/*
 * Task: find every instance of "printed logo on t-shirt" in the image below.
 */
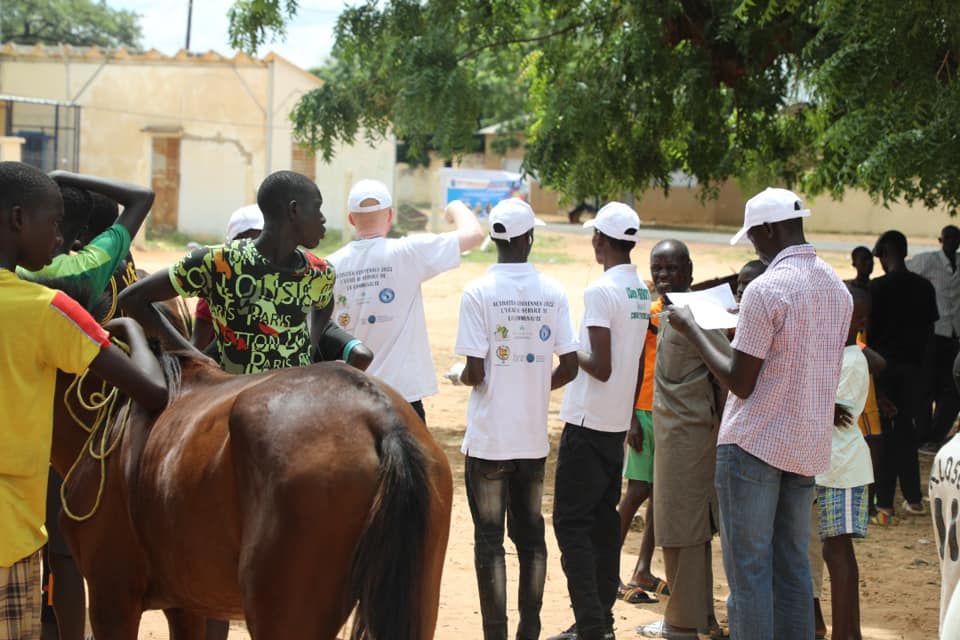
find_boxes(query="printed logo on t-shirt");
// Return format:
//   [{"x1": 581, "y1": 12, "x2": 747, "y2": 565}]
[
  {"x1": 337, "y1": 294, "x2": 347, "y2": 306},
  {"x1": 932, "y1": 452, "x2": 960, "y2": 561},
  {"x1": 379, "y1": 288, "x2": 395, "y2": 303},
  {"x1": 338, "y1": 312, "x2": 351, "y2": 327},
  {"x1": 496, "y1": 345, "x2": 510, "y2": 362},
  {"x1": 539, "y1": 324, "x2": 551, "y2": 341},
  {"x1": 526, "y1": 352, "x2": 535, "y2": 363},
  {"x1": 495, "y1": 325, "x2": 509, "y2": 340}
]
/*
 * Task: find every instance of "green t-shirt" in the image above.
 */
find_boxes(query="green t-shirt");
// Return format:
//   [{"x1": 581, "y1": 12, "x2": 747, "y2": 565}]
[
  {"x1": 17, "y1": 224, "x2": 132, "y2": 309},
  {"x1": 169, "y1": 240, "x2": 336, "y2": 375}
]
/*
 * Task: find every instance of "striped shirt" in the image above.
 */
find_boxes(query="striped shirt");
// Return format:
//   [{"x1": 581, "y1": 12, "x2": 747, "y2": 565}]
[
  {"x1": 907, "y1": 250, "x2": 960, "y2": 338},
  {"x1": 719, "y1": 244, "x2": 852, "y2": 476}
]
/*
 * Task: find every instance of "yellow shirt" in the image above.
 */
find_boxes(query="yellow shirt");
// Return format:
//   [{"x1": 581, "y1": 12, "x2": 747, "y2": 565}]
[{"x1": 0, "y1": 270, "x2": 109, "y2": 567}]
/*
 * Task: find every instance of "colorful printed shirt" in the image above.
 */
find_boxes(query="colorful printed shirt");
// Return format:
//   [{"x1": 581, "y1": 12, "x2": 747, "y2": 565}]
[
  {"x1": 0, "y1": 270, "x2": 111, "y2": 566},
  {"x1": 17, "y1": 224, "x2": 132, "y2": 311},
  {"x1": 168, "y1": 240, "x2": 335, "y2": 374}
]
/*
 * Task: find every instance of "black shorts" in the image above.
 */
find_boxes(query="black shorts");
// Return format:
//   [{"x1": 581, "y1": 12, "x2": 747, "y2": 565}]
[{"x1": 314, "y1": 321, "x2": 361, "y2": 363}]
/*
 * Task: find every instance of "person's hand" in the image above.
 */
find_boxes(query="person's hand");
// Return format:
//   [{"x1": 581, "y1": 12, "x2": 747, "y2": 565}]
[
  {"x1": 834, "y1": 404, "x2": 854, "y2": 428},
  {"x1": 445, "y1": 200, "x2": 466, "y2": 224},
  {"x1": 103, "y1": 316, "x2": 145, "y2": 344},
  {"x1": 445, "y1": 362, "x2": 465, "y2": 386},
  {"x1": 664, "y1": 304, "x2": 696, "y2": 336},
  {"x1": 878, "y1": 395, "x2": 898, "y2": 419},
  {"x1": 627, "y1": 414, "x2": 644, "y2": 453}
]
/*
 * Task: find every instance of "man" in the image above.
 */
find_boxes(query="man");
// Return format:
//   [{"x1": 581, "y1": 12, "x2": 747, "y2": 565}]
[
  {"x1": 869, "y1": 230, "x2": 938, "y2": 517},
  {"x1": 328, "y1": 180, "x2": 483, "y2": 421},
  {"x1": 907, "y1": 225, "x2": 960, "y2": 455},
  {"x1": 637, "y1": 240, "x2": 730, "y2": 640},
  {"x1": 455, "y1": 198, "x2": 579, "y2": 640},
  {"x1": 548, "y1": 202, "x2": 649, "y2": 640},
  {"x1": 849, "y1": 246, "x2": 874, "y2": 291},
  {"x1": 931, "y1": 352, "x2": 960, "y2": 637},
  {"x1": 663, "y1": 187, "x2": 851, "y2": 640}
]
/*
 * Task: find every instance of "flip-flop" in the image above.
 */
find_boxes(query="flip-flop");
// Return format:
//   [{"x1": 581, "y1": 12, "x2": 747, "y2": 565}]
[
  {"x1": 636, "y1": 620, "x2": 698, "y2": 638},
  {"x1": 620, "y1": 585, "x2": 659, "y2": 604},
  {"x1": 636, "y1": 576, "x2": 671, "y2": 597}
]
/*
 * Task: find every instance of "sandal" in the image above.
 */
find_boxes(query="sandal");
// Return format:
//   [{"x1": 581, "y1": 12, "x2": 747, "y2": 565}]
[
  {"x1": 619, "y1": 583, "x2": 659, "y2": 604},
  {"x1": 636, "y1": 575, "x2": 671, "y2": 597},
  {"x1": 871, "y1": 508, "x2": 894, "y2": 527}
]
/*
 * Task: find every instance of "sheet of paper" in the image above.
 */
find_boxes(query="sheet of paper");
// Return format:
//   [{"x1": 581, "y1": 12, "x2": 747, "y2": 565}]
[{"x1": 665, "y1": 284, "x2": 739, "y2": 330}]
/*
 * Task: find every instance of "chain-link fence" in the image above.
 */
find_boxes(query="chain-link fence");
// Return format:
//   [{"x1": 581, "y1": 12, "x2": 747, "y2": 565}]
[{"x1": 0, "y1": 95, "x2": 80, "y2": 171}]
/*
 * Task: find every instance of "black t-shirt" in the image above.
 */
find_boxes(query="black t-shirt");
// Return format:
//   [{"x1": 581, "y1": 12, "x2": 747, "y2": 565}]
[{"x1": 867, "y1": 270, "x2": 939, "y2": 365}]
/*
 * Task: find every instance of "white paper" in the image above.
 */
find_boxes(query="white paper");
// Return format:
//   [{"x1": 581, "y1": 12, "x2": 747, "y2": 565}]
[{"x1": 665, "y1": 284, "x2": 739, "y2": 330}]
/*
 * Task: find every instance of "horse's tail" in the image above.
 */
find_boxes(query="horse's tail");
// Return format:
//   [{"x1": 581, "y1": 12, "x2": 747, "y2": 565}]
[{"x1": 349, "y1": 414, "x2": 430, "y2": 640}]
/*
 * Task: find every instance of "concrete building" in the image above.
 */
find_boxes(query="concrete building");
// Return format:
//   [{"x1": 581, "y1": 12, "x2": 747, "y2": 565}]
[{"x1": 0, "y1": 43, "x2": 395, "y2": 238}]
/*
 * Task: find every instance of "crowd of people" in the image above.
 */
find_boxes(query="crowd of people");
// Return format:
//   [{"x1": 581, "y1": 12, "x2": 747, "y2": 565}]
[{"x1": 1, "y1": 158, "x2": 958, "y2": 640}]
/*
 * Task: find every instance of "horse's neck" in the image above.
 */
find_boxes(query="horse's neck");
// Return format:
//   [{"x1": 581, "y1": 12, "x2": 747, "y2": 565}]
[{"x1": 51, "y1": 371, "x2": 104, "y2": 478}]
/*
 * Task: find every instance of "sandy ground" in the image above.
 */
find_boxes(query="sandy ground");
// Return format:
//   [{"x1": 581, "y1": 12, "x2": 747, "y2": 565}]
[{"x1": 127, "y1": 228, "x2": 942, "y2": 639}]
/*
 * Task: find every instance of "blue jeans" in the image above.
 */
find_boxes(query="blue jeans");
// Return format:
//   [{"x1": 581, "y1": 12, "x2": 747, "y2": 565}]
[
  {"x1": 465, "y1": 456, "x2": 547, "y2": 640},
  {"x1": 715, "y1": 444, "x2": 815, "y2": 640}
]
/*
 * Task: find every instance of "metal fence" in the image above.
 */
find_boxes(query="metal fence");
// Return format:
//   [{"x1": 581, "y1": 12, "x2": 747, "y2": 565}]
[{"x1": 0, "y1": 95, "x2": 80, "y2": 172}]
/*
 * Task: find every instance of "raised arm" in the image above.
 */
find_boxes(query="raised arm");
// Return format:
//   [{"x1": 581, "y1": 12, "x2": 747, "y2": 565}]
[
  {"x1": 118, "y1": 270, "x2": 198, "y2": 354},
  {"x1": 445, "y1": 200, "x2": 484, "y2": 253},
  {"x1": 49, "y1": 171, "x2": 155, "y2": 240}
]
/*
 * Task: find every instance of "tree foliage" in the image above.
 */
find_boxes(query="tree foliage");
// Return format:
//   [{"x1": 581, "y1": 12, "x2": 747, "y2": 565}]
[
  {"x1": 2, "y1": 0, "x2": 143, "y2": 49},
  {"x1": 229, "y1": 0, "x2": 960, "y2": 213}
]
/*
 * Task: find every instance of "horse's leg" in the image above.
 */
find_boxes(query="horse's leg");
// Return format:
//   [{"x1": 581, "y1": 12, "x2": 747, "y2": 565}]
[
  {"x1": 87, "y1": 591, "x2": 141, "y2": 640},
  {"x1": 164, "y1": 608, "x2": 209, "y2": 640}
]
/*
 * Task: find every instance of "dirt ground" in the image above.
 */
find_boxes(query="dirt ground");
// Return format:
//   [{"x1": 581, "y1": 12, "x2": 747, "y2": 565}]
[{"x1": 128, "y1": 227, "x2": 943, "y2": 639}]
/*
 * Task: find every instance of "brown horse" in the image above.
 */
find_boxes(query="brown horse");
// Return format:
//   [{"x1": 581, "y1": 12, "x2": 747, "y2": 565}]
[{"x1": 50, "y1": 351, "x2": 453, "y2": 639}]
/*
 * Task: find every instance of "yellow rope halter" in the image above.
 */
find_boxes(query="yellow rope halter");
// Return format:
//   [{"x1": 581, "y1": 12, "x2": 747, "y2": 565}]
[{"x1": 60, "y1": 340, "x2": 134, "y2": 522}]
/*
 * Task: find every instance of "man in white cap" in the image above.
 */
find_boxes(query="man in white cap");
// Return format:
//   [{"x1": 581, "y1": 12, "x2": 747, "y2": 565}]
[
  {"x1": 327, "y1": 179, "x2": 483, "y2": 421},
  {"x1": 661, "y1": 188, "x2": 852, "y2": 640},
  {"x1": 548, "y1": 202, "x2": 650, "y2": 640},
  {"x1": 455, "y1": 197, "x2": 579, "y2": 640}
]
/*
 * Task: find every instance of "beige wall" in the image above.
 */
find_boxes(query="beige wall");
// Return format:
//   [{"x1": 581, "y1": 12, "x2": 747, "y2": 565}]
[{"x1": 0, "y1": 51, "x2": 396, "y2": 235}]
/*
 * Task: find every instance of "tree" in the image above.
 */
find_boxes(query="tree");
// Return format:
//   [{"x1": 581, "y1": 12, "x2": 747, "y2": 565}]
[
  {"x1": 2, "y1": 0, "x2": 143, "y2": 49},
  {"x1": 229, "y1": 0, "x2": 960, "y2": 213}
]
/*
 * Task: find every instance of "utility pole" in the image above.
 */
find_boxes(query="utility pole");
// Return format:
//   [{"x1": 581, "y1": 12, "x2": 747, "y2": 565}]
[{"x1": 185, "y1": 0, "x2": 194, "y2": 51}]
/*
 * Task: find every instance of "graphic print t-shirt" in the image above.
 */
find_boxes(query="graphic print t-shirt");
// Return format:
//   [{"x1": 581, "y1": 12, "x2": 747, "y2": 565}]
[
  {"x1": 456, "y1": 263, "x2": 578, "y2": 460},
  {"x1": 169, "y1": 240, "x2": 335, "y2": 374}
]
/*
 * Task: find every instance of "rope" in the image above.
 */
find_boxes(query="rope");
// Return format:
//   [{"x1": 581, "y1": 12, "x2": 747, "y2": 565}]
[{"x1": 60, "y1": 339, "x2": 134, "y2": 522}]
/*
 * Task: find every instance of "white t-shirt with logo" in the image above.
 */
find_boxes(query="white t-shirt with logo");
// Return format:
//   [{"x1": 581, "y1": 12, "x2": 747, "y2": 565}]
[
  {"x1": 931, "y1": 433, "x2": 960, "y2": 636},
  {"x1": 560, "y1": 264, "x2": 650, "y2": 433},
  {"x1": 328, "y1": 233, "x2": 461, "y2": 402},
  {"x1": 816, "y1": 345, "x2": 874, "y2": 488},
  {"x1": 456, "y1": 263, "x2": 578, "y2": 460}
]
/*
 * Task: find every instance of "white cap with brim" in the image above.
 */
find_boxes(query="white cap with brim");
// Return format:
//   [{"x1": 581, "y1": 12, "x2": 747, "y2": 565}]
[
  {"x1": 583, "y1": 202, "x2": 641, "y2": 241},
  {"x1": 348, "y1": 179, "x2": 393, "y2": 213},
  {"x1": 225, "y1": 204, "x2": 264, "y2": 242},
  {"x1": 489, "y1": 198, "x2": 545, "y2": 240},
  {"x1": 730, "y1": 187, "x2": 811, "y2": 246}
]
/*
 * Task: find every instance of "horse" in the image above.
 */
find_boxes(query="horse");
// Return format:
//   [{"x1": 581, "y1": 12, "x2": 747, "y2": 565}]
[{"x1": 49, "y1": 344, "x2": 453, "y2": 639}]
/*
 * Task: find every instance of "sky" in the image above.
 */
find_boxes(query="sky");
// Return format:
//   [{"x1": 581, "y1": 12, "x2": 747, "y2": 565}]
[{"x1": 109, "y1": 0, "x2": 357, "y2": 70}]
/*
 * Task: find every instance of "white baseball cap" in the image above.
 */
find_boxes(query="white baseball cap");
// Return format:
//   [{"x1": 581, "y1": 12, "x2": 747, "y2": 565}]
[
  {"x1": 489, "y1": 198, "x2": 545, "y2": 240},
  {"x1": 348, "y1": 179, "x2": 393, "y2": 213},
  {"x1": 225, "y1": 204, "x2": 264, "y2": 242},
  {"x1": 583, "y1": 202, "x2": 641, "y2": 241},
  {"x1": 730, "y1": 187, "x2": 811, "y2": 246}
]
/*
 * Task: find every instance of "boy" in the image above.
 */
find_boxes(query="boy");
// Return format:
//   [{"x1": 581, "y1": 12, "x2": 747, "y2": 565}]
[
  {"x1": 735, "y1": 259, "x2": 766, "y2": 303},
  {"x1": 811, "y1": 286, "x2": 874, "y2": 640},
  {"x1": 848, "y1": 246, "x2": 873, "y2": 291},
  {"x1": 455, "y1": 198, "x2": 578, "y2": 640},
  {"x1": 549, "y1": 202, "x2": 649, "y2": 640},
  {"x1": 192, "y1": 204, "x2": 372, "y2": 370},
  {"x1": 0, "y1": 161, "x2": 167, "y2": 638},
  {"x1": 328, "y1": 180, "x2": 483, "y2": 421},
  {"x1": 16, "y1": 171, "x2": 154, "y2": 640},
  {"x1": 120, "y1": 171, "x2": 335, "y2": 374}
]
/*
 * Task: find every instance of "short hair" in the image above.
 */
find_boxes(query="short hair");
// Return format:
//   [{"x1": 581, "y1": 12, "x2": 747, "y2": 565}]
[
  {"x1": 87, "y1": 192, "x2": 120, "y2": 236},
  {"x1": 58, "y1": 185, "x2": 93, "y2": 241},
  {"x1": 0, "y1": 161, "x2": 59, "y2": 213},
  {"x1": 740, "y1": 259, "x2": 766, "y2": 276},
  {"x1": 652, "y1": 239, "x2": 690, "y2": 261},
  {"x1": 851, "y1": 245, "x2": 872, "y2": 261},
  {"x1": 256, "y1": 170, "x2": 319, "y2": 220},
  {"x1": 875, "y1": 230, "x2": 907, "y2": 259},
  {"x1": 599, "y1": 231, "x2": 636, "y2": 254}
]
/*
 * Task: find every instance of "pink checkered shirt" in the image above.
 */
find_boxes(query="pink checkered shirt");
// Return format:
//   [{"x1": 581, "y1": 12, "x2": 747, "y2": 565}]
[{"x1": 719, "y1": 244, "x2": 853, "y2": 476}]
